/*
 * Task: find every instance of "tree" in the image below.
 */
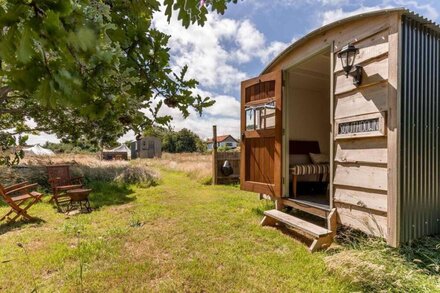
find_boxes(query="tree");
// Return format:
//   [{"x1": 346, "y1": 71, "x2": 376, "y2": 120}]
[
  {"x1": 0, "y1": 0, "x2": 237, "y2": 165},
  {"x1": 153, "y1": 128, "x2": 206, "y2": 153}
]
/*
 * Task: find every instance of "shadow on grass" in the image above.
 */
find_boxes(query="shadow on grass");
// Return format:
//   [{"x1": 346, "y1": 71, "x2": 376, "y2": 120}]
[
  {"x1": 0, "y1": 217, "x2": 46, "y2": 236},
  {"x1": 87, "y1": 181, "x2": 135, "y2": 209},
  {"x1": 400, "y1": 236, "x2": 440, "y2": 275}
]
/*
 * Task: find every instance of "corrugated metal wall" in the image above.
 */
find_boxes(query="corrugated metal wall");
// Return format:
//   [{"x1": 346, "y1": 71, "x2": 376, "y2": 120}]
[{"x1": 400, "y1": 15, "x2": 440, "y2": 242}]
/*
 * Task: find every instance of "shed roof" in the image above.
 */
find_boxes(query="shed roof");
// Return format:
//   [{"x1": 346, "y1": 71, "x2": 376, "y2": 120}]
[
  {"x1": 103, "y1": 144, "x2": 130, "y2": 153},
  {"x1": 23, "y1": 144, "x2": 55, "y2": 156},
  {"x1": 206, "y1": 135, "x2": 238, "y2": 143},
  {"x1": 262, "y1": 8, "x2": 440, "y2": 74}
]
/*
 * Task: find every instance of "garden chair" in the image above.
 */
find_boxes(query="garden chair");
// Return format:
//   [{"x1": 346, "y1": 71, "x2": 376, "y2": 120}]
[
  {"x1": 0, "y1": 182, "x2": 42, "y2": 223},
  {"x1": 46, "y1": 165, "x2": 84, "y2": 212}
]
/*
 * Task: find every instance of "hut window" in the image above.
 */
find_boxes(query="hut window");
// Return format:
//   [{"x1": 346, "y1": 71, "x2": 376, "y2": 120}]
[{"x1": 245, "y1": 102, "x2": 276, "y2": 130}]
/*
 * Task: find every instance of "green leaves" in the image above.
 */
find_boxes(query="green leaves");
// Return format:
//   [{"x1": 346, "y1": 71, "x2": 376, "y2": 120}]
[
  {"x1": 68, "y1": 27, "x2": 96, "y2": 51},
  {"x1": 35, "y1": 78, "x2": 53, "y2": 106},
  {"x1": 43, "y1": 10, "x2": 63, "y2": 36},
  {"x1": 163, "y1": 0, "x2": 238, "y2": 28},
  {"x1": 0, "y1": 0, "x2": 236, "y2": 166},
  {"x1": 17, "y1": 27, "x2": 35, "y2": 63}
]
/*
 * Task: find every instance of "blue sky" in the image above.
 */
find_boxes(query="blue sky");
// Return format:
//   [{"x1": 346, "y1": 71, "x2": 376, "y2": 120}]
[{"x1": 29, "y1": 0, "x2": 440, "y2": 144}]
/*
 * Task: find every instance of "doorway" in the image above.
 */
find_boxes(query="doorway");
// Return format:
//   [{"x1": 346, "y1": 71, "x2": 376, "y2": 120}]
[{"x1": 284, "y1": 48, "x2": 331, "y2": 207}]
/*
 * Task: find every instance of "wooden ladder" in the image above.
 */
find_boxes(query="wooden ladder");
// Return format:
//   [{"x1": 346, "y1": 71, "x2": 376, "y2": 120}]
[{"x1": 261, "y1": 204, "x2": 337, "y2": 252}]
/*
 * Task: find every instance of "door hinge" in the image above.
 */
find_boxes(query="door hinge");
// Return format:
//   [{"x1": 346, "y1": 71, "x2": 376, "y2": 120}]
[
  {"x1": 282, "y1": 79, "x2": 286, "y2": 87},
  {"x1": 282, "y1": 128, "x2": 285, "y2": 135},
  {"x1": 282, "y1": 177, "x2": 285, "y2": 184}
]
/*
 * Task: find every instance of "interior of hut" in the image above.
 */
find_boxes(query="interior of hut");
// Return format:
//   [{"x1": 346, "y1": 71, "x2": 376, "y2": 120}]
[{"x1": 284, "y1": 48, "x2": 331, "y2": 207}]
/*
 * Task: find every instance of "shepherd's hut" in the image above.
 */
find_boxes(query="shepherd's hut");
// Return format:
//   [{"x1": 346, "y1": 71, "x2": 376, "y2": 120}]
[{"x1": 240, "y1": 8, "x2": 440, "y2": 251}]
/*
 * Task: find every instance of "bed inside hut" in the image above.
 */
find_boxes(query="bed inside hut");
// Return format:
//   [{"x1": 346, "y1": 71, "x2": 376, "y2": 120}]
[{"x1": 284, "y1": 48, "x2": 331, "y2": 209}]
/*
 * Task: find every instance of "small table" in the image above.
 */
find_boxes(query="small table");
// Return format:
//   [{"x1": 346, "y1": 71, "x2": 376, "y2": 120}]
[{"x1": 66, "y1": 188, "x2": 92, "y2": 213}]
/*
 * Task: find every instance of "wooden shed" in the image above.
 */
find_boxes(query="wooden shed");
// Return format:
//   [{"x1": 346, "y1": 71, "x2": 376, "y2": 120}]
[
  {"x1": 240, "y1": 8, "x2": 440, "y2": 251},
  {"x1": 131, "y1": 136, "x2": 162, "y2": 159}
]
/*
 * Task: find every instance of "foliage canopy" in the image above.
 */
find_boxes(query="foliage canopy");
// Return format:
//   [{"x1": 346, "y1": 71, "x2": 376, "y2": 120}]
[
  {"x1": 0, "y1": 0, "x2": 237, "y2": 164},
  {"x1": 144, "y1": 126, "x2": 206, "y2": 153}
]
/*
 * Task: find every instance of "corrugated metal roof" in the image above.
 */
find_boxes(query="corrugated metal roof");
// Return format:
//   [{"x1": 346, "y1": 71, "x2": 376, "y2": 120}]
[{"x1": 261, "y1": 8, "x2": 440, "y2": 74}]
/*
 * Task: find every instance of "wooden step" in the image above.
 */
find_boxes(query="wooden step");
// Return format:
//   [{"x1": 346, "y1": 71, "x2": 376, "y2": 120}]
[
  {"x1": 262, "y1": 209, "x2": 331, "y2": 237},
  {"x1": 261, "y1": 209, "x2": 336, "y2": 252},
  {"x1": 282, "y1": 198, "x2": 331, "y2": 219}
]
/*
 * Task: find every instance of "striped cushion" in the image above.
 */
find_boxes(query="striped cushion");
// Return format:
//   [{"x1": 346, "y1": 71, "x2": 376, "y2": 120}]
[{"x1": 290, "y1": 164, "x2": 330, "y2": 176}]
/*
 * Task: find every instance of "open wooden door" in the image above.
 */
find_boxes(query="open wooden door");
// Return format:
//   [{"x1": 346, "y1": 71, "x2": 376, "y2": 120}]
[{"x1": 240, "y1": 71, "x2": 283, "y2": 197}]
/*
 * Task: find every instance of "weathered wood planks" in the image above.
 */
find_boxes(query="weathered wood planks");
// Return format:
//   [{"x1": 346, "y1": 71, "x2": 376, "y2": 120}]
[
  {"x1": 334, "y1": 82, "x2": 388, "y2": 120},
  {"x1": 335, "y1": 137, "x2": 387, "y2": 164},
  {"x1": 333, "y1": 163, "x2": 388, "y2": 191}
]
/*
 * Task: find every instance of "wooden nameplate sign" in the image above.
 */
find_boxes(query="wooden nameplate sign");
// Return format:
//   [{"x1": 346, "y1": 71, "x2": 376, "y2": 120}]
[{"x1": 335, "y1": 112, "x2": 386, "y2": 139}]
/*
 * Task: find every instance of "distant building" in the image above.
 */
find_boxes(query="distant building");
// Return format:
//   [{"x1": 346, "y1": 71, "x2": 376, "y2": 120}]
[
  {"x1": 23, "y1": 144, "x2": 55, "y2": 156},
  {"x1": 102, "y1": 144, "x2": 130, "y2": 160},
  {"x1": 131, "y1": 136, "x2": 162, "y2": 159},
  {"x1": 206, "y1": 135, "x2": 238, "y2": 150}
]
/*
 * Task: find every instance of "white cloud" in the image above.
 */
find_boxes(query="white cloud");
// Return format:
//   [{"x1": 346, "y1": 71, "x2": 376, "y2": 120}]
[
  {"x1": 148, "y1": 89, "x2": 240, "y2": 140},
  {"x1": 150, "y1": 10, "x2": 292, "y2": 140},
  {"x1": 321, "y1": 1, "x2": 439, "y2": 26},
  {"x1": 321, "y1": 5, "x2": 394, "y2": 25},
  {"x1": 386, "y1": 0, "x2": 439, "y2": 20},
  {"x1": 153, "y1": 12, "x2": 289, "y2": 91}
]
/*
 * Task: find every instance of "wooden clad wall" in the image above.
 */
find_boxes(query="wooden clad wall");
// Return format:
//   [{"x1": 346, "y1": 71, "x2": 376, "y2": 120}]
[{"x1": 333, "y1": 20, "x2": 396, "y2": 239}]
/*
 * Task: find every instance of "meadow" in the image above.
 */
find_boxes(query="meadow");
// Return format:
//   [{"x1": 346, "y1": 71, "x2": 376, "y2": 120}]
[{"x1": 0, "y1": 153, "x2": 439, "y2": 292}]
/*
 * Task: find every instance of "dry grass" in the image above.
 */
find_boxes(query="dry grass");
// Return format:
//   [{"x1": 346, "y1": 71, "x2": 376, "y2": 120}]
[
  {"x1": 0, "y1": 152, "x2": 212, "y2": 188},
  {"x1": 0, "y1": 154, "x2": 159, "y2": 188},
  {"x1": 325, "y1": 229, "x2": 440, "y2": 292},
  {"x1": 148, "y1": 152, "x2": 212, "y2": 184}
]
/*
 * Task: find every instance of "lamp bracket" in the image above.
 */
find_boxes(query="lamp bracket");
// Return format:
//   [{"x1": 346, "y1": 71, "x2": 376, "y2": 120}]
[{"x1": 350, "y1": 65, "x2": 363, "y2": 86}]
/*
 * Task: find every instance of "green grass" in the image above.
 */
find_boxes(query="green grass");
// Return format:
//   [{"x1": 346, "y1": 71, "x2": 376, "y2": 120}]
[
  {"x1": 0, "y1": 169, "x2": 353, "y2": 292},
  {"x1": 2, "y1": 168, "x2": 440, "y2": 292}
]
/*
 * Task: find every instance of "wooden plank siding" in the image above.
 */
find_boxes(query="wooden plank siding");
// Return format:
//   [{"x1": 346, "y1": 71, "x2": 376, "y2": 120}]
[
  {"x1": 332, "y1": 17, "x2": 392, "y2": 238},
  {"x1": 335, "y1": 137, "x2": 388, "y2": 164},
  {"x1": 334, "y1": 28, "x2": 389, "y2": 72},
  {"x1": 331, "y1": 17, "x2": 395, "y2": 239},
  {"x1": 336, "y1": 202, "x2": 388, "y2": 238},
  {"x1": 333, "y1": 163, "x2": 388, "y2": 191},
  {"x1": 334, "y1": 187, "x2": 388, "y2": 213},
  {"x1": 334, "y1": 82, "x2": 388, "y2": 120},
  {"x1": 335, "y1": 55, "x2": 389, "y2": 95}
]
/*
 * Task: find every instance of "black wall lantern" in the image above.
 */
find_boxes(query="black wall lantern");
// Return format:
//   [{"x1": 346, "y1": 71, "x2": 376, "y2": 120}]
[{"x1": 337, "y1": 44, "x2": 362, "y2": 86}]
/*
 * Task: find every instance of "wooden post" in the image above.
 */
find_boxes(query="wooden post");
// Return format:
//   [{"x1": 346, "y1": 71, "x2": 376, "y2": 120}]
[{"x1": 212, "y1": 125, "x2": 218, "y2": 185}]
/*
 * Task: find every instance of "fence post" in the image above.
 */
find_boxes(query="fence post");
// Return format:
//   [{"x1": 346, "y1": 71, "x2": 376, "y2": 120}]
[{"x1": 212, "y1": 125, "x2": 218, "y2": 185}]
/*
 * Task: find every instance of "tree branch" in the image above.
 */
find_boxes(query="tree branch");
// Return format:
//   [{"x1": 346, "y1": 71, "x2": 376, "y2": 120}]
[{"x1": 7, "y1": 127, "x2": 51, "y2": 135}]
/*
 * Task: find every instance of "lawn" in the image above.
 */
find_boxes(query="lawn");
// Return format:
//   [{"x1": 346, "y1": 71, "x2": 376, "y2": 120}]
[
  {"x1": 0, "y1": 167, "x2": 353, "y2": 292},
  {"x1": 1, "y1": 159, "x2": 440, "y2": 292}
]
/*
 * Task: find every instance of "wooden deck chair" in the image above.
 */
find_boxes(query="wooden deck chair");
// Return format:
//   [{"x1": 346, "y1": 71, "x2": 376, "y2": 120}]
[
  {"x1": 46, "y1": 165, "x2": 83, "y2": 212},
  {"x1": 0, "y1": 182, "x2": 42, "y2": 224}
]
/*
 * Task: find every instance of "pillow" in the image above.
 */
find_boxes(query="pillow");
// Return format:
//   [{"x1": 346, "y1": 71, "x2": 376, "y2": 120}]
[
  {"x1": 289, "y1": 154, "x2": 311, "y2": 167},
  {"x1": 309, "y1": 153, "x2": 329, "y2": 164}
]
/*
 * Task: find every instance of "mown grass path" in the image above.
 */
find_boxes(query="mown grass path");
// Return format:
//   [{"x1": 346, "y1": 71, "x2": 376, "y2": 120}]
[{"x1": 0, "y1": 169, "x2": 354, "y2": 292}]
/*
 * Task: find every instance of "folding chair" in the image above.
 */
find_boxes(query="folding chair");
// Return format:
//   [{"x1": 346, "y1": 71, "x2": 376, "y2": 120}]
[
  {"x1": 46, "y1": 165, "x2": 83, "y2": 212},
  {"x1": 0, "y1": 182, "x2": 42, "y2": 223}
]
